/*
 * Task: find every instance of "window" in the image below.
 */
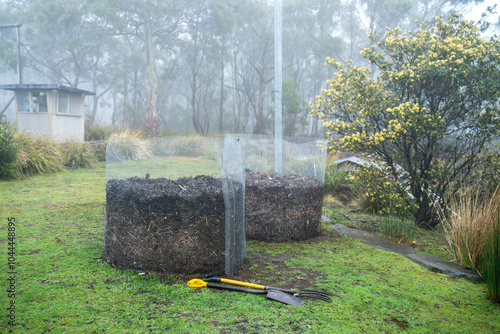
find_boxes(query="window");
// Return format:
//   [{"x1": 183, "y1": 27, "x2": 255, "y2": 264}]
[
  {"x1": 16, "y1": 92, "x2": 48, "y2": 113},
  {"x1": 32, "y1": 92, "x2": 48, "y2": 113},
  {"x1": 17, "y1": 92, "x2": 30, "y2": 112},
  {"x1": 58, "y1": 93, "x2": 70, "y2": 114}
]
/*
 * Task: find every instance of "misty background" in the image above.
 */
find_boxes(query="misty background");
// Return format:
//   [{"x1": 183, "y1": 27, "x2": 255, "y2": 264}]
[{"x1": 1, "y1": 0, "x2": 499, "y2": 137}]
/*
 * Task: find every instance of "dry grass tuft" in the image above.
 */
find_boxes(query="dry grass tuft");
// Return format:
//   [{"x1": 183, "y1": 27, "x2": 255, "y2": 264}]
[{"x1": 438, "y1": 187, "x2": 499, "y2": 273}]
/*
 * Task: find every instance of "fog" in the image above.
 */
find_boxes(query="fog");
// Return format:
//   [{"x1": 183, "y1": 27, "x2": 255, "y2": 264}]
[{"x1": 1, "y1": 0, "x2": 498, "y2": 136}]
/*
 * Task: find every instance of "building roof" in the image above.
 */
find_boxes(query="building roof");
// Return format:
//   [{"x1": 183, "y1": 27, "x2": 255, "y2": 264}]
[
  {"x1": 331, "y1": 156, "x2": 371, "y2": 166},
  {"x1": 0, "y1": 84, "x2": 95, "y2": 95}
]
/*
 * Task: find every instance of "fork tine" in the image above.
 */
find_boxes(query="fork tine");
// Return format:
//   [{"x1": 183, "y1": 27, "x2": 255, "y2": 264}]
[
  {"x1": 296, "y1": 292, "x2": 332, "y2": 302},
  {"x1": 299, "y1": 289, "x2": 334, "y2": 296}
]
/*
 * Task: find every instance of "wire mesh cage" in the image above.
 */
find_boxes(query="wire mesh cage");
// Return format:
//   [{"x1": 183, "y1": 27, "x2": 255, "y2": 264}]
[
  {"x1": 242, "y1": 135, "x2": 327, "y2": 242},
  {"x1": 103, "y1": 134, "x2": 245, "y2": 276}
]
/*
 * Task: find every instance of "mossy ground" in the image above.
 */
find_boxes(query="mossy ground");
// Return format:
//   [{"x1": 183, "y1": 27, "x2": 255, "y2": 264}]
[{"x1": 1, "y1": 165, "x2": 499, "y2": 333}]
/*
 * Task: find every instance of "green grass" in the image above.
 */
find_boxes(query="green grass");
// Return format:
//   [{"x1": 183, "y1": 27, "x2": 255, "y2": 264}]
[
  {"x1": 1, "y1": 166, "x2": 500, "y2": 333},
  {"x1": 381, "y1": 213, "x2": 417, "y2": 246},
  {"x1": 323, "y1": 207, "x2": 451, "y2": 261},
  {"x1": 106, "y1": 156, "x2": 221, "y2": 180}
]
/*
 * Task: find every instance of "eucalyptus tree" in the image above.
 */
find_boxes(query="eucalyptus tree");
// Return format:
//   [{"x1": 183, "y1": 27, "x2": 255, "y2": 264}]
[
  {"x1": 1, "y1": 0, "x2": 117, "y2": 126},
  {"x1": 89, "y1": 0, "x2": 188, "y2": 136},
  {"x1": 233, "y1": 0, "x2": 275, "y2": 134},
  {"x1": 0, "y1": 3, "x2": 19, "y2": 79},
  {"x1": 175, "y1": 0, "x2": 233, "y2": 135},
  {"x1": 103, "y1": 38, "x2": 147, "y2": 129},
  {"x1": 281, "y1": 0, "x2": 345, "y2": 135},
  {"x1": 209, "y1": 0, "x2": 238, "y2": 134}
]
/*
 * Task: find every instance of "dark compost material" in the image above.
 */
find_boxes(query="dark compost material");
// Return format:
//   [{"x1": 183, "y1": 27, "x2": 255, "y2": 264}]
[
  {"x1": 103, "y1": 175, "x2": 227, "y2": 275},
  {"x1": 245, "y1": 171, "x2": 324, "y2": 242}
]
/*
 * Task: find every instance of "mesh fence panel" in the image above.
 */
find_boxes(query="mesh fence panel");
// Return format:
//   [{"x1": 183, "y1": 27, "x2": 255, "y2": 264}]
[
  {"x1": 242, "y1": 135, "x2": 327, "y2": 242},
  {"x1": 221, "y1": 134, "x2": 246, "y2": 275},
  {"x1": 104, "y1": 134, "x2": 245, "y2": 275}
]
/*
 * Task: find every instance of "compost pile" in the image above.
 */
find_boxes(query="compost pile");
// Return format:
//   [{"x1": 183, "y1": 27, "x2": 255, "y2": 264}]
[
  {"x1": 103, "y1": 175, "x2": 227, "y2": 275},
  {"x1": 245, "y1": 171, "x2": 324, "y2": 242}
]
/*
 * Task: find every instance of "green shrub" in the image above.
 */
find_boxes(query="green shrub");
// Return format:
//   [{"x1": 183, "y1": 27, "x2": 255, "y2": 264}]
[
  {"x1": 90, "y1": 140, "x2": 107, "y2": 162},
  {"x1": 324, "y1": 154, "x2": 352, "y2": 202},
  {"x1": 85, "y1": 123, "x2": 118, "y2": 142},
  {"x1": 477, "y1": 147, "x2": 500, "y2": 193},
  {"x1": 14, "y1": 132, "x2": 66, "y2": 178},
  {"x1": 0, "y1": 123, "x2": 19, "y2": 179},
  {"x1": 61, "y1": 139, "x2": 99, "y2": 169},
  {"x1": 352, "y1": 164, "x2": 415, "y2": 217}
]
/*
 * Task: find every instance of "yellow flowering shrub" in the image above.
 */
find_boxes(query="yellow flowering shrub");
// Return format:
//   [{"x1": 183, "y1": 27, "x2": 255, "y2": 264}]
[
  {"x1": 354, "y1": 164, "x2": 416, "y2": 217},
  {"x1": 311, "y1": 13, "x2": 500, "y2": 227}
]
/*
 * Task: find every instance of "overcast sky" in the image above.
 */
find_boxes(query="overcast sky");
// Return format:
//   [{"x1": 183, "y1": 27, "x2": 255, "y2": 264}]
[{"x1": 463, "y1": 0, "x2": 498, "y2": 23}]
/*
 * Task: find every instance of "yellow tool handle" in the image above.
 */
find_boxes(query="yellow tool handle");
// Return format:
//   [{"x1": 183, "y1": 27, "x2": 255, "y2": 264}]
[
  {"x1": 187, "y1": 279, "x2": 208, "y2": 287},
  {"x1": 220, "y1": 278, "x2": 267, "y2": 290}
]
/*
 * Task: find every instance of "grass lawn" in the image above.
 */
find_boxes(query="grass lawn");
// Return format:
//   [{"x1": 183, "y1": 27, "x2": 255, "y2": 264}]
[{"x1": 1, "y1": 164, "x2": 499, "y2": 333}]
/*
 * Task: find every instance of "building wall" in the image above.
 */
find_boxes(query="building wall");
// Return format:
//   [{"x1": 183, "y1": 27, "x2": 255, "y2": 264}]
[
  {"x1": 17, "y1": 112, "x2": 51, "y2": 136},
  {"x1": 15, "y1": 90, "x2": 85, "y2": 142},
  {"x1": 52, "y1": 114, "x2": 84, "y2": 142},
  {"x1": 51, "y1": 92, "x2": 85, "y2": 142}
]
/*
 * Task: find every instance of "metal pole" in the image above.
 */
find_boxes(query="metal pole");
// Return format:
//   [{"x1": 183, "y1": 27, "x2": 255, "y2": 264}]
[
  {"x1": 274, "y1": 0, "x2": 283, "y2": 174},
  {"x1": 16, "y1": 24, "x2": 22, "y2": 84}
]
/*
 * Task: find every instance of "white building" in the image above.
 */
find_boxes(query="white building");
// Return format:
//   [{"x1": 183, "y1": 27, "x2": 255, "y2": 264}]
[{"x1": 0, "y1": 84, "x2": 94, "y2": 142}]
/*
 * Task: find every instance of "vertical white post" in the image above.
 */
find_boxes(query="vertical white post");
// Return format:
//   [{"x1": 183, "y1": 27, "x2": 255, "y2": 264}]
[
  {"x1": 16, "y1": 24, "x2": 22, "y2": 84},
  {"x1": 274, "y1": 0, "x2": 283, "y2": 174}
]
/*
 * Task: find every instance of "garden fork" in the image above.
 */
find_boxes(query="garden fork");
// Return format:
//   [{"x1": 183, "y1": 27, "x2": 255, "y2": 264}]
[{"x1": 202, "y1": 275, "x2": 333, "y2": 302}]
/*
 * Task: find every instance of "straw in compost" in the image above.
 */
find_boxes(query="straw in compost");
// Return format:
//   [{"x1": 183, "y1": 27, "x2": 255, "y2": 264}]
[
  {"x1": 245, "y1": 171, "x2": 324, "y2": 242},
  {"x1": 103, "y1": 175, "x2": 227, "y2": 275}
]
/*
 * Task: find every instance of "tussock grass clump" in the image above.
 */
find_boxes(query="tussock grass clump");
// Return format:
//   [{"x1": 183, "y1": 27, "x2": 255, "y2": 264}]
[
  {"x1": 61, "y1": 139, "x2": 99, "y2": 169},
  {"x1": 107, "y1": 130, "x2": 151, "y2": 161},
  {"x1": 324, "y1": 154, "x2": 352, "y2": 198},
  {"x1": 14, "y1": 132, "x2": 66, "y2": 178},
  {"x1": 480, "y1": 190, "x2": 500, "y2": 303},
  {"x1": 150, "y1": 135, "x2": 217, "y2": 160},
  {"x1": 323, "y1": 194, "x2": 345, "y2": 209},
  {"x1": 439, "y1": 188, "x2": 491, "y2": 271},
  {"x1": 173, "y1": 136, "x2": 208, "y2": 157},
  {"x1": 439, "y1": 187, "x2": 500, "y2": 302}
]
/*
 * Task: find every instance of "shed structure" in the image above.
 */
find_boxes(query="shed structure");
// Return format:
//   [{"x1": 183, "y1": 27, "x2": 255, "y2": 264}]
[{"x1": 0, "y1": 84, "x2": 95, "y2": 142}]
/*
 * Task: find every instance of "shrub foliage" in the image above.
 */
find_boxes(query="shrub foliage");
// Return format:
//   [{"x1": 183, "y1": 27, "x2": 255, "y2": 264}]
[
  {"x1": 0, "y1": 123, "x2": 19, "y2": 179},
  {"x1": 312, "y1": 13, "x2": 500, "y2": 227}
]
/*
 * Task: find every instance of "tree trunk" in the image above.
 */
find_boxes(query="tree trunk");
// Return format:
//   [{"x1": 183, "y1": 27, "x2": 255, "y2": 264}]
[
  {"x1": 86, "y1": 69, "x2": 99, "y2": 125},
  {"x1": 123, "y1": 75, "x2": 130, "y2": 128},
  {"x1": 144, "y1": 21, "x2": 160, "y2": 137},
  {"x1": 253, "y1": 68, "x2": 267, "y2": 134},
  {"x1": 111, "y1": 91, "x2": 117, "y2": 126},
  {"x1": 219, "y1": 55, "x2": 224, "y2": 134},
  {"x1": 191, "y1": 90, "x2": 200, "y2": 134}
]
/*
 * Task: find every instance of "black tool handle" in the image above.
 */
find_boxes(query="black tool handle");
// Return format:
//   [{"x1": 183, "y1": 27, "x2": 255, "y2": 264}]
[
  {"x1": 206, "y1": 282, "x2": 266, "y2": 294},
  {"x1": 266, "y1": 286, "x2": 295, "y2": 294},
  {"x1": 203, "y1": 275, "x2": 221, "y2": 283}
]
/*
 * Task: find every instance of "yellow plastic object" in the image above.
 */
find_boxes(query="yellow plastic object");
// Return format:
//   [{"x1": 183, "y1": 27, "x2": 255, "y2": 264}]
[
  {"x1": 187, "y1": 279, "x2": 207, "y2": 287},
  {"x1": 220, "y1": 278, "x2": 266, "y2": 290}
]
